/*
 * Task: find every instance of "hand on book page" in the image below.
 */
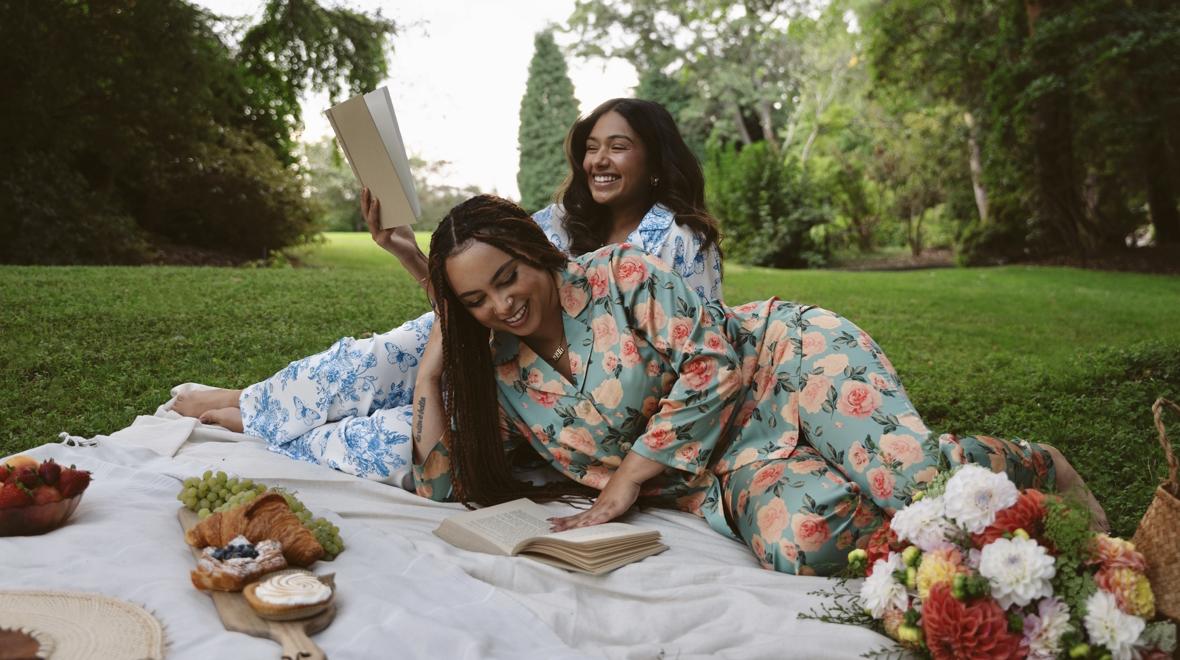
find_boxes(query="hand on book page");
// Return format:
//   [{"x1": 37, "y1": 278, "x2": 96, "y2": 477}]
[
  {"x1": 433, "y1": 499, "x2": 666, "y2": 575},
  {"x1": 550, "y1": 453, "x2": 665, "y2": 532}
]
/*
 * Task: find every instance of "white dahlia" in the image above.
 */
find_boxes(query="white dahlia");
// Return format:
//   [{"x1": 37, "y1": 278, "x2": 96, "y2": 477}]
[
  {"x1": 1022, "y1": 597, "x2": 1072, "y2": 660},
  {"x1": 978, "y1": 536, "x2": 1056, "y2": 608},
  {"x1": 889, "y1": 496, "x2": 954, "y2": 552},
  {"x1": 1084, "y1": 590, "x2": 1145, "y2": 660},
  {"x1": 859, "y1": 552, "x2": 908, "y2": 619},
  {"x1": 943, "y1": 464, "x2": 1019, "y2": 533}
]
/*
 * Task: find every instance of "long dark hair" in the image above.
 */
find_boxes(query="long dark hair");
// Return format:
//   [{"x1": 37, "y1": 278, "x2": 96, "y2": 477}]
[
  {"x1": 428, "y1": 195, "x2": 597, "y2": 507},
  {"x1": 557, "y1": 98, "x2": 722, "y2": 257}
]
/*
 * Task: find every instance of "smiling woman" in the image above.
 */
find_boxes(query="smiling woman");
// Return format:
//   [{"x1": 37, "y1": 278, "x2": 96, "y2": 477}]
[
  {"x1": 583, "y1": 111, "x2": 651, "y2": 236},
  {"x1": 538, "y1": 98, "x2": 724, "y2": 300},
  {"x1": 411, "y1": 194, "x2": 1109, "y2": 577},
  {"x1": 171, "y1": 98, "x2": 726, "y2": 489}
]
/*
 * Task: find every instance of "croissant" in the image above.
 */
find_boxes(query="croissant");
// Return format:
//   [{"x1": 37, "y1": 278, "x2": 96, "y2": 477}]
[{"x1": 185, "y1": 492, "x2": 325, "y2": 567}]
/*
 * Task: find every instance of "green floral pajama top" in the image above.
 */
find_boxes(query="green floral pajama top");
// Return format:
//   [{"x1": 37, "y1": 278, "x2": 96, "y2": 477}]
[{"x1": 414, "y1": 245, "x2": 1052, "y2": 575}]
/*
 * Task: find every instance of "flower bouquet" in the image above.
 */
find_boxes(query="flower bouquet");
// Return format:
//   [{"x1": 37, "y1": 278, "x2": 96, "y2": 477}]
[{"x1": 807, "y1": 465, "x2": 1176, "y2": 659}]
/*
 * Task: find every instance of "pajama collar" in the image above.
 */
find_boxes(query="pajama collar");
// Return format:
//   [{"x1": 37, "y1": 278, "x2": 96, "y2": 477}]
[{"x1": 632, "y1": 204, "x2": 675, "y2": 255}]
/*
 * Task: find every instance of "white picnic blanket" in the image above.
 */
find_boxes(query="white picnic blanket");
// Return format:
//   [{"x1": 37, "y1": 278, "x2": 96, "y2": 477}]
[{"x1": 0, "y1": 389, "x2": 892, "y2": 659}]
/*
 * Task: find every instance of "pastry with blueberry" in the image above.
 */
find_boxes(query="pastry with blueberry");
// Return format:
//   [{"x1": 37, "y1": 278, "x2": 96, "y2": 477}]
[{"x1": 190, "y1": 535, "x2": 286, "y2": 591}]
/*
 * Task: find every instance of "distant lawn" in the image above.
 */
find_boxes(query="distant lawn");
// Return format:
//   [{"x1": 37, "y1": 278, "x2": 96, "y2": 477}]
[
  {"x1": 2, "y1": 232, "x2": 1179, "y2": 537},
  {"x1": 288, "y1": 231, "x2": 432, "y2": 269}
]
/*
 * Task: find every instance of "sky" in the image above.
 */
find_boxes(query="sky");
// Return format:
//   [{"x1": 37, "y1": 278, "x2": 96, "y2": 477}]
[{"x1": 193, "y1": 0, "x2": 638, "y2": 198}]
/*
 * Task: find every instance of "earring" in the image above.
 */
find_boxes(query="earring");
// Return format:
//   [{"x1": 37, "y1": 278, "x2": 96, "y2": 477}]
[{"x1": 650, "y1": 176, "x2": 660, "y2": 187}]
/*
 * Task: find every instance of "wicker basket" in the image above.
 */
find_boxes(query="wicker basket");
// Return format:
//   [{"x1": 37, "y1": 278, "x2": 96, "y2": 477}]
[{"x1": 1132, "y1": 397, "x2": 1180, "y2": 622}]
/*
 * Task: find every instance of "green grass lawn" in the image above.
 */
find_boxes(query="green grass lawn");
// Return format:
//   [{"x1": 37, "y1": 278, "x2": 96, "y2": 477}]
[{"x1": 3, "y1": 231, "x2": 1179, "y2": 537}]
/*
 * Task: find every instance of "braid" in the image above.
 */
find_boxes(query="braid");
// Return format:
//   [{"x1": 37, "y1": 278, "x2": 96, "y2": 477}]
[{"x1": 429, "y1": 195, "x2": 597, "y2": 507}]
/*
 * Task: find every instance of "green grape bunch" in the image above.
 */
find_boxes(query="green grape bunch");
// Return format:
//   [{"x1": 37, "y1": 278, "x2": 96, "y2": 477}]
[{"x1": 176, "y1": 470, "x2": 345, "y2": 560}]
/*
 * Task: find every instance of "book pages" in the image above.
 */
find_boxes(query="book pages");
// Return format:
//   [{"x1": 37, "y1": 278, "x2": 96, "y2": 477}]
[
  {"x1": 541, "y1": 522, "x2": 651, "y2": 543},
  {"x1": 466, "y1": 509, "x2": 552, "y2": 552},
  {"x1": 364, "y1": 88, "x2": 420, "y2": 220}
]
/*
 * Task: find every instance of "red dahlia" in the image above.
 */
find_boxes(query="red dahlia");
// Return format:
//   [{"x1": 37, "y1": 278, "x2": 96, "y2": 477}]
[
  {"x1": 922, "y1": 583, "x2": 1023, "y2": 660},
  {"x1": 864, "y1": 521, "x2": 903, "y2": 575},
  {"x1": 972, "y1": 488, "x2": 1049, "y2": 548}
]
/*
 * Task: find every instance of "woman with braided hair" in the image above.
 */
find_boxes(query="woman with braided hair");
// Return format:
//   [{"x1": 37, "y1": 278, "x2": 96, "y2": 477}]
[
  {"x1": 409, "y1": 194, "x2": 1107, "y2": 575},
  {"x1": 173, "y1": 99, "x2": 724, "y2": 486}
]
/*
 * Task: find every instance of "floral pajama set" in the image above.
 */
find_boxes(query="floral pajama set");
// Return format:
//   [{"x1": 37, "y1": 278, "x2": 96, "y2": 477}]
[
  {"x1": 414, "y1": 245, "x2": 1054, "y2": 576},
  {"x1": 238, "y1": 204, "x2": 723, "y2": 487}
]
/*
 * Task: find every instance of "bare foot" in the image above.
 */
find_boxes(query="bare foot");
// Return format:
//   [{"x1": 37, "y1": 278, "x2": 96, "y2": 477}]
[
  {"x1": 173, "y1": 388, "x2": 242, "y2": 418},
  {"x1": 199, "y1": 407, "x2": 244, "y2": 433},
  {"x1": 1040, "y1": 444, "x2": 1110, "y2": 533}
]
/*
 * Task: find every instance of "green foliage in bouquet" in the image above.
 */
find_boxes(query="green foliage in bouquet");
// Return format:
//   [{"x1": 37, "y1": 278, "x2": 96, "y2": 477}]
[{"x1": 1043, "y1": 496, "x2": 1098, "y2": 627}]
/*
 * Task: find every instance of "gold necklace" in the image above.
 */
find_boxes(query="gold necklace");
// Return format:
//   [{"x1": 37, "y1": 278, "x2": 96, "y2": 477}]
[{"x1": 550, "y1": 329, "x2": 568, "y2": 362}]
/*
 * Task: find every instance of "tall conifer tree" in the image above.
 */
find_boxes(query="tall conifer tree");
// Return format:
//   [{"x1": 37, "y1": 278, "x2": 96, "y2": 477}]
[{"x1": 517, "y1": 30, "x2": 580, "y2": 212}]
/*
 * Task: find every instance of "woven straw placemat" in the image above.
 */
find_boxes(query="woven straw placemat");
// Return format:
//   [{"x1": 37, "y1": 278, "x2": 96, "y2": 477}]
[{"x1": 0, "y1": 591, "x2": 163, "y2": 660}]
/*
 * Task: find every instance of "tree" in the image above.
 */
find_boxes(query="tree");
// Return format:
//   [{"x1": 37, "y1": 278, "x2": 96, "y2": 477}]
[
  {"x1": 517, "y1": 30, "x2": 580, "y2": 212},
  {"x1": 0, "y1": 0, "x2": 395, "y2": 264},
  {"x1": 407, "y1": 158, "x2": 484, "y2": 231},
  {"x1": 303, "y1": 138, "x2": 365, "y2": 232},
  {"x1": 304, "y1": 140, "x2": 486, "y2": 232},
  {"x1": 569, "y1": 0, "x2": 804, "y2": 150},
  {"x1": 705, "y1": 142, "x2": 827, "y2": 267},
  {"x1": 867, "y1": 0, "x2": 1180, "y2": 258}
]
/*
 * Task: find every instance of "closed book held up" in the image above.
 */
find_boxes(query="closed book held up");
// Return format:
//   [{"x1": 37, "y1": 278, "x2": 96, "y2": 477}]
[
  {"x1": 433, "y1": 498, "x2": 667, "y2": 576},
  {"x1": 324, "y1": 87, "x2": 420, "y2": 229}
]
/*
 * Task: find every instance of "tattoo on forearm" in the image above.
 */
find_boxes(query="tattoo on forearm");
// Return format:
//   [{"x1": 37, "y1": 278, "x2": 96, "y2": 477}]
[{"x1": 413, "y1": 396, "x2": 426, "y2": 442}]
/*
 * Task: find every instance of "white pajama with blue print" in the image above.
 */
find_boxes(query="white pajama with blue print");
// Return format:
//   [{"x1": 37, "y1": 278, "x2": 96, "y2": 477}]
[{"x1": 239, "y1": 204, "x2": 724, "y2": 486}]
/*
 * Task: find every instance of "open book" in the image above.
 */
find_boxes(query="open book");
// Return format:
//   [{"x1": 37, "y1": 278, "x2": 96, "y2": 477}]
[
  {"x1": 324, "y1": 87, "x2": 420, "y2": 229},
  {"x1": 434, "y1": 498, "x2": 667, "y2": 576}
]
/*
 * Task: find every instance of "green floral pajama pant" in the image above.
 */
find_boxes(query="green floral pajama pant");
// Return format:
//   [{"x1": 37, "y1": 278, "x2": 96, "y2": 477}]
[{"x1": 712, "y1": 303, "x2": 1054, "y2": 576}]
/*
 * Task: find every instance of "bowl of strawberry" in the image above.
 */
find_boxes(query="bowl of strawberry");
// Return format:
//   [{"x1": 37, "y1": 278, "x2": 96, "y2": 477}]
[{"x1": 0, "y1": 456, "x2": 91, "y2": 536}]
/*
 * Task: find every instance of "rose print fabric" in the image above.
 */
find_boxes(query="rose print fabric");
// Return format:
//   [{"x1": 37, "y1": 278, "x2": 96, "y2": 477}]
[
  {"x1": 413, "y1": 245, "x2": 1054, "y2": 576},
  {"x1": 532, "y1": 203, "x2": 723, "y2": 302},
  {"x1": 239, "y1": 206, "x2": 722, "y2": 484}
]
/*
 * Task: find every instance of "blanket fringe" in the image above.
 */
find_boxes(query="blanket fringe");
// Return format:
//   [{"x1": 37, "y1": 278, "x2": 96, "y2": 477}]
[{"x1": 58, "y1": 432, "x2": 99, "y2": 448}]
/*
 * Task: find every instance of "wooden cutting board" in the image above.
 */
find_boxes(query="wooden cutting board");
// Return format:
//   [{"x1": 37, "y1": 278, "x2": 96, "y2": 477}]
[{"x1": 178, "y1": 508, "x2": 336, "y2": 660}]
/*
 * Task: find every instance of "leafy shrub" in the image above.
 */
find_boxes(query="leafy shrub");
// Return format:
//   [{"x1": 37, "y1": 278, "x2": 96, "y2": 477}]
[
  {"x1": 705, "y1": 141, "x2": 829, "y2": 268},
  {"x1": 0, "y1": 0, "x2": 392, "y2": 265},
  {"x1": 956, "y1": 220, "x2": 1030, "y2": 266},
  {"x1": 0, "y1": 154, "x2": 152, "y2": 265}
]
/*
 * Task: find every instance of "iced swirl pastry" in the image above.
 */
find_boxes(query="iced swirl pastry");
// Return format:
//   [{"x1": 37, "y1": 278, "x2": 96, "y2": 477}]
[
  {"x1": 244, "y1": 569, "x2": 333, "y2": 620},
  {"x1": 190, "y1": 535, "x2": 286, "y2": 592}
]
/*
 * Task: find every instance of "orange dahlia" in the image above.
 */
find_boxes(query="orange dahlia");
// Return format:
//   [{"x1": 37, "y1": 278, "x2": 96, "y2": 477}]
[
  {"x1": 923, "y1": 583, "x2": 1023, "y2": 660},
  {"x1": 865, "y1": 522, "x2": 903, "y2": 575},
  {"x1": 1088, "y1": 534, "x2": 1148, "y2": 573},
  {"x1": 1095, "y1": 567, "x2": 1156, "y2": 619},
  {"x1": 972, "y1": 488, "x2": 1048, "y2": 547}
]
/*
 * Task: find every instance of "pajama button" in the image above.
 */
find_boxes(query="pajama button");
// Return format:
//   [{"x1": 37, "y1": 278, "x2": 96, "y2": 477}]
[{"x1": 620, "y1": 442, "x2": 632, "y2": 452}]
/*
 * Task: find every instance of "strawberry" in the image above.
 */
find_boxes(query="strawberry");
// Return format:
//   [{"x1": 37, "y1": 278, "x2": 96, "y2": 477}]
[
  {"x1": 0, "y1": 465, "x2": 9, "y2": 483},
  {"x1": 57, "y1": 467, "x2": 91, "y2": 497},
  {"x1": 0, "y1": 483, "x2": 32, "y2": 509},
  {"x1": 31, "y1": 484, "x2": 63, "y2": 505},
  {"x1": 14, "y1": 466, "x2": 39, "y2": 489},
  {"x1": 37, "y1": 459, "x2": 61, "y2": 485}
]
